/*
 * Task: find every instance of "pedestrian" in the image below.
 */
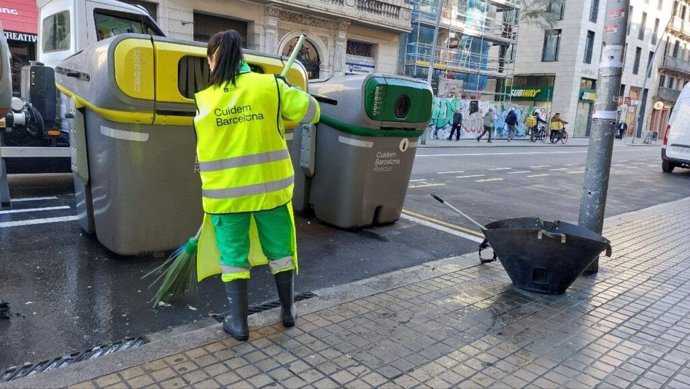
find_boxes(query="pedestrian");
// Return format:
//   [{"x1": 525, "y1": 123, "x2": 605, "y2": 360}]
[
  {"x1": 616, "y1": 121, "x2": 627, "y2": 139},
  {"x1": 505, "y1": 108, "x2": 517, "y2": 141},
  {"x1": 194, "y1": 30, "x2": 320, "y2": 341},
  {"x1": 477, "y1": 108, "x2": 494, "y2": 143},
  {"x1": 549, "y1": 112, "x2": 568, "y2": 142},
  {"x1": 447, "y1": 106, "x2": 463, "y2": 141}
]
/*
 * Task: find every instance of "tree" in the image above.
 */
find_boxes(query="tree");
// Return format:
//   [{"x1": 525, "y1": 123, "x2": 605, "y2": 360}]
[{"x1": 515, "y1": 0, "x2": 567, "y2": 30}]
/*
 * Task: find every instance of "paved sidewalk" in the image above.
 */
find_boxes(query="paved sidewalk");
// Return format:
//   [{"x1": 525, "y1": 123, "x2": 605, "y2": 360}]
[{"x1": 5, "y1": 197, "x2": 690, "y2": 389}]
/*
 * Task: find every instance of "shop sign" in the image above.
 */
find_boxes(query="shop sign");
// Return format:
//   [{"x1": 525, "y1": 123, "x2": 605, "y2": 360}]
[
  {"x1": 3, "y1": 31, "x2": 37, "y2": 43},
  {"x1": 345, "y1": 54, "x2": 375, "y2": 74},
  {"x1": 580, "y1": 89, "x2": 596, "y2": 102},
  {"x1": 507, "y1": 86, "x2": 553, "y2": 101}
]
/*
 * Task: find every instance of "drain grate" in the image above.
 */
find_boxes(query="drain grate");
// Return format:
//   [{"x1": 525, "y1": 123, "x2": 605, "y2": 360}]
[
  {"x1": 0, "y1": 337, "x2": 146, "y2": 383},
  {"x1": 212, "y1": 291, "x2": 317, "y2": 321}
]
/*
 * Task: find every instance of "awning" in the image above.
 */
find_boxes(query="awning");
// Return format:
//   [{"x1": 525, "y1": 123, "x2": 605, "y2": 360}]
[{"x1": 0, "y1": 0, "x2": 38, "y2": 42}]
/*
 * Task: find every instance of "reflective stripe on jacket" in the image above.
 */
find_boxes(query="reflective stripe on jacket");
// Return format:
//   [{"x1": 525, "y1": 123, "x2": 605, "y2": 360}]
[{"x1": 194, "y1": 71, "x2": 320, "y2": 213}]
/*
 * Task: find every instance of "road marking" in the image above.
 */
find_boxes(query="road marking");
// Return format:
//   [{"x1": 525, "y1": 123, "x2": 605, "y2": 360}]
[
  {"x1": 401, "y1": 209, "x2": 484, "y2": 242},
  {"x1": 456, "y1": 174, "x2": 485, "y2": 179},
  {"x1": 436, "y1": 170, "x2": 465, "y2": 175},
  {"x1": 417, "y1": 151, "x2": 589, "y2": 158},
  {"x1": 0, "y1": 206, "x2": 70, "y2": 215},
  {"x1": 10, "y1": 196, "x2": 58, "y2": 202},
  {"x1": 476, "y1": 178, "x2": 504, "y2": 183},
  {"x1": 563, "y1": 163, "x2": 578, "y2": 166},
  {"x1": 568, "y1": 170, "x2": 585, "y2": 174},
  {"x1": 0, "y1": 215, "x2": 79, "y2": 228},
  {"x1": 489, "y1": 167, "x2": 511, "y2": 171},
  {"x1": 409, "y1": 179, "x2": 427, "y2": 182},
  {"x1": 527, "y1": 174, "x2": 550, "y2": 178},
  {"x1": 532, "y1": 165, "x2": 549, "y2": 168},
  {"x1": 408, "y1": 183, "x2": 446, "y2": 189},
  {"x1": 549, "y1": 167, "x2": 567, "y2": 171},
  {"x1": 508, "y1": 170, "x2": 531, "y2": 174}
]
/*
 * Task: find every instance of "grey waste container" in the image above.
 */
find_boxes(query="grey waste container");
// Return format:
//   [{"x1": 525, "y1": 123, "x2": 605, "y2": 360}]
[
  {"x1": 57, "y1": 35, "x2": 310, "y2": 255},
  {"x1": 292, "y1": 74, "x2": 432, "y2": 228}
]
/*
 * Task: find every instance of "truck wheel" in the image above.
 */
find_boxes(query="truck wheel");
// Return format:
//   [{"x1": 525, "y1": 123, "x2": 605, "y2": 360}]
[{"x1": 662, "y1": 160, "x2": 675, "y2": 173}]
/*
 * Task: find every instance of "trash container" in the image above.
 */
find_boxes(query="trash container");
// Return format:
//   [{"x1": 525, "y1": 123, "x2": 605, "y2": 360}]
[
  {"x1": 58, "y1": 34, "x2": 308, "y2": 255},
  {"x1": 482, "y1": 218, "x2": 612, "y2": 294},
  {"x1": 292, "y1": 74, "x2": 432, "y2": 228}
]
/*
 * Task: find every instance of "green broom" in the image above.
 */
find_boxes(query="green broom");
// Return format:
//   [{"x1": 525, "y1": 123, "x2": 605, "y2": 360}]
[
  {"x1": 144, "y1": 35, "x2": 307, "y2": 308},
  {"x1": 144, "y1": 227, "x2": 201, "y2": 307}
]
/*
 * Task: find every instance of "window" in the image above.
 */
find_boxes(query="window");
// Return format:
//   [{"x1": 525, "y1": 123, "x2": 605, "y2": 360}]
[
  {"x1": 633, "y1": 47, "x2": 642, "y2": 74},
  {"x1": 659, "y1": 74, "x2": 666, "y2": 89},
  {"x1": 119, "y1": 0, "x2": 158, "y2": 20},
  {"x1": 668, "y1": 76, "x2": 674, "y2": 88},
  {"x1": 619, "y1": 83, "x2": 626, "y2": 97},
  {"x1": 547, "y1": 2, "x2": 565, "y2": 20},
  {"x1": 589, "y1": 0, "x2": 599, "y2": 22},
  {"x1": 193, "y1": 13, "x2": 247, "y2": 44},
  {"x1": 42, "y1": 11, "x2": 70, "y2": 52},
  {"x1": 652, "y1": 18, "x2": 660, "y2": 44},
  {"x1": 584, "y1": 31, "x2": 595, "y2": 64},
  {"x1": 658, "y1": 0, "x2": 664, "y2": 10},
  {"x1": 647, "y1": 51, "x2": 654, "y2": 77},
  {"x1": 542, "y1": 29, "x2": 561, "y2": 62},
  {"x1": 673, "y1": 40, "x2": 680, "y2": 57},
  {"x1": 627, "y1": 6, "x2": 633, "y2": 35},
  {"x1": 639, "y1": 12, "x2": 647, "y2": 40},
  {"x1": 94, "y1": 9, "x2": 163, "y2": 40}
]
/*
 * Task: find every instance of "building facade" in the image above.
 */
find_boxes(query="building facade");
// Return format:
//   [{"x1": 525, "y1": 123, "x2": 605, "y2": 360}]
[
  {"x1": 513, "y1": 0, "x2": 675, "y2": 139},
  {"x1": 650, "y1": 0, "x2": 690, "y2": 140},
  {"x1": 403, "y1": 0, "x2": 519, "y2": 99},
  {"x1": 123, "y1": 0, "x2": 411, "y2": 80},
  {"x1": 513, "y1": 0, "x2": 603, "y2": 138}
]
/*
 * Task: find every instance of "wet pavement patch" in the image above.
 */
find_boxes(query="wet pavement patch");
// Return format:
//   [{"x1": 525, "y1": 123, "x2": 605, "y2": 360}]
[{"x1": 0, "y1": 337, "x2": 146, "y2": 383}]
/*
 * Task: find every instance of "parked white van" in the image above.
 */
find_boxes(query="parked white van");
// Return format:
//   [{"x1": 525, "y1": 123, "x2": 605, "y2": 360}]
[{"x1": 662, "y1": 84, "x2": 690, "y2": 173}]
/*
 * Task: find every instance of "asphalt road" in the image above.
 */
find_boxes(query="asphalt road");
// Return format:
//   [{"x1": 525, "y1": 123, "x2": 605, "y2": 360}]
[{"x1": 1, "y1": 143, "x2": 688, "y2": 372}]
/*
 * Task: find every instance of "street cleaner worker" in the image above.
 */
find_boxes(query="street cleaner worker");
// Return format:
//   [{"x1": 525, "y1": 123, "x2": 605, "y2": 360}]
[{"x1": 194, "y1": 30, "x2": 320, "y2": 341}]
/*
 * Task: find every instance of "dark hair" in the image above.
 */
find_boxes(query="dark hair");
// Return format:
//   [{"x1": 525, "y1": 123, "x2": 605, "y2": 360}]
[{"x1": 207, "y1": 30, "x2": 244, "y2": 87}]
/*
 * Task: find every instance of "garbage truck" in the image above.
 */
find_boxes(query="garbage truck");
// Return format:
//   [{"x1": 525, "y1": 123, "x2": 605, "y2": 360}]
[{"x1": 28, "y1": 0, "x2": 311, "y2": 255}]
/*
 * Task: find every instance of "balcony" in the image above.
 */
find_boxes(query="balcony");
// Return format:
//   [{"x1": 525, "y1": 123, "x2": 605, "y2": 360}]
[
  {"x1": 253, "y1": 0, "x2": 412, "y2": 32},
  {"x1": 668, "y1": 15, "x2": 690, "y2": 38},
  {"x1": 659, "y1": 55, "x2": 690, "y2": 76},
  {"x1": 657, "y1": 87, "x2": 681, "y2": 102}
]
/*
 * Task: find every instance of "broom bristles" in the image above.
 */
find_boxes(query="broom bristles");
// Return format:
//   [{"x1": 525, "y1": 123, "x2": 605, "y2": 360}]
[{"x1": 144, "y1": 236, "x2": 199, "y2": 307}]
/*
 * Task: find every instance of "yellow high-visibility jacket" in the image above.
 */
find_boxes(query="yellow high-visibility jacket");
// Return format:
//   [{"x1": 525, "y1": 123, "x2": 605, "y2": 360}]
[
  {"x1": 193, "y1": 67, "x2": 319, "y2": 214},
  {"x1": 193, "y1": 64, "x2": 319, "y2": 281}
]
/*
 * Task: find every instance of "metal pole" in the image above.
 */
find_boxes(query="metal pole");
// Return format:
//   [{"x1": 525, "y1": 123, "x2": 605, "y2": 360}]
[
  {"x1": 421, "y1": 0, "x2": 444, "y2": 146},
  {"x1": 579, "y1": 0, "x2": 630, "y2": 274}
]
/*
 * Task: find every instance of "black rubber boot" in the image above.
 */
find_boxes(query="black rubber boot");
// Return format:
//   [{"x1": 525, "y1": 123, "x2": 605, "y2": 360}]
[
  {"x1": 274, "y1": 270, "x2": 296, "y2": 327},
  {"x1": 223, "y1": 280, "x2": 249, "y2": 341}
]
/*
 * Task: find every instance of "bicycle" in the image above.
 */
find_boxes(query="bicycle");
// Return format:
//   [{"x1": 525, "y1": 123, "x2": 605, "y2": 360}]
[
  {"x1": 549, "y1": 128, "x2": 568, "y2": 144},
  {"x1": 529, "y1": 124, "x2": 547, "y2": 143}
]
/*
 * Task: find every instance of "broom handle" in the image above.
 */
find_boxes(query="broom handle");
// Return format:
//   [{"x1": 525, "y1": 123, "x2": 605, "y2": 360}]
[
  {"x1": 281, "y1": 34, "x2": 306, "y2": 78},
  {"x1": 430, "y1": 194, "x2": 487, "y2": 231}
]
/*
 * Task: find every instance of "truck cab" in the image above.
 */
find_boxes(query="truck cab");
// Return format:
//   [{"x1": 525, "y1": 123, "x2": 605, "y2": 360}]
[{"x1": 37, "y1": 0, "x2": 164, "y2": 68}]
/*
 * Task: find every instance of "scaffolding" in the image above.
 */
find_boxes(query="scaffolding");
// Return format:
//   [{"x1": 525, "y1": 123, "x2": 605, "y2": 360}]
[{"x1": 404, "y1": 0, "x2": 519, "y2": 101}]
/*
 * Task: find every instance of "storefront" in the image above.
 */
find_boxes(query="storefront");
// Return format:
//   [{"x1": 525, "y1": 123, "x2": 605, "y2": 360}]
[
  {"x1": 575, "y1": 87, "x2": 596, "y2": 137},
  {"x1": 0, "y1": 0, "x2": 38, "y2": 95}
]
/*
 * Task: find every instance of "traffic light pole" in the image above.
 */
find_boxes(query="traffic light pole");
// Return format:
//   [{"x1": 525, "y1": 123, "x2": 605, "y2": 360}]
[{"x1": 579, "y1": 0, "x2": 630, "y2": 274}]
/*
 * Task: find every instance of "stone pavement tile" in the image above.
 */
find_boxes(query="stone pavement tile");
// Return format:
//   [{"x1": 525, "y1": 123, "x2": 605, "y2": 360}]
[{"x1": 68, "y1": 382, "x2": 96, "y2": 389}]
